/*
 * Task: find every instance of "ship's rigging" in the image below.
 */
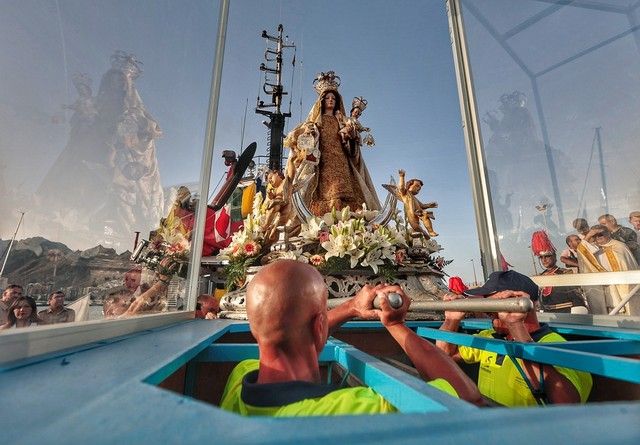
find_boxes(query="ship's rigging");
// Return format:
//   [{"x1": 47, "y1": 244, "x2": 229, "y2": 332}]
[{"x1": 255, "y1": 24, "x2": 295, "y2": 172}]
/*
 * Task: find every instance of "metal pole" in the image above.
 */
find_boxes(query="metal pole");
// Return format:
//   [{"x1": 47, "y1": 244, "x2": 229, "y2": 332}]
[
  {"x1": 185, "y1": 0, "x2": 230, "y2": 313},
  {"x1": 529, "y1": 245, "x2": 539, "y2": 275},
  {"x1": 446, "y1": 0, "x2": 501, "y2": 277},
  {"x1": 0, "y1": 211, "x2": 25, "y2": 277},
  {"x1": 327, "y1": 296, "x2": 534, "y2": 313},
  {"x1": 470, "y1": 259, "x2": 478, "y2": 286},
  {"x1": 275, "y1": 24, "x2": 283, "y2": 113},
  {"x1": 595, "y1": 127, "x2": 609, "y2": 214}
]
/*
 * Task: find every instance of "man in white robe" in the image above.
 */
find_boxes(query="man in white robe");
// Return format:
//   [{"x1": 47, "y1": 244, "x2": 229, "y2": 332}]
[{"x1": 577, "y1": 225, "x2": 639, "y2": 315}]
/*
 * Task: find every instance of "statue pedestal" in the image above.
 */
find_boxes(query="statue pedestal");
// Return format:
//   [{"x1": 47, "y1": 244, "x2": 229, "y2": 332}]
[{"x1": 218, "y1": 265, "x2": 447, "y2": 320}]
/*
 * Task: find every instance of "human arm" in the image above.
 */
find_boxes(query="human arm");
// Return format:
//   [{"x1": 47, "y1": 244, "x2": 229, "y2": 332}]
[
  {"x1": 327, "y1": 284, "x2": 381, "y2": 333},
  {"x1": 124, "y1": 281, "x2": 168, "y2": 315},
  {"x1": 559, "y1": 252, "x2": 578, "y2": 268},
  {"x1": 584, "y1": 228, "x2": 600, "y2": 244},
  {"x1": 124, "y1": 258, "x2": 174, "y2": 316},
  {"x1": 421, "y1": 201, "x2": 438, "y2": 209},
  {"x1": 491, "y1": 291, "x2": 583, "y2": 404},
  {"x1": 378, "y1": 287, "x2": 482, "y2": 405},
  {"x1": 398, "y1": 170, "x2": 406, "y2": 195},
  {"x1": 434, "y1": 293, "x2": 467, "y2": 360}
]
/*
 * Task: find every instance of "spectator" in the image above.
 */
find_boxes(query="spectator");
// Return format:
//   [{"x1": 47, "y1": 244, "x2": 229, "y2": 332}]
[
  {"x1": 220, "y1": 260, "x2": 481, "y2": 416},
  {"x1": 0, "y1": 284, "x2": 23, "y2": 324},
  {"x1": 628, "y1": 211, "x2": 640, "y2": 232},
  {"x1": 572, "y1": 218, "x2": 590, "y2": 238},
  {"x1": 598, "y1": 214, "x2": 640, "y2": 263},
  {"x1": 196, "y1": 294, "x2": 220, "y2": 319},
  {"x1": 531, "y1": 231, "x2": 588, "y2": 313},
  {"x1": 582, "y1": 225, "x2": 639, "y2": 314},
  {"x1": 436, "y1": 270, "x2": 592, "y2": 406},
  {"x1": 1, "y1": 296, "x2": 41, "y2": 329},
  {"x1": 38, "y1": 291, "x2": 75, "y2": 324},
  {"x1": 559, "y1": 235, "x2": 580, "y2": 273}
]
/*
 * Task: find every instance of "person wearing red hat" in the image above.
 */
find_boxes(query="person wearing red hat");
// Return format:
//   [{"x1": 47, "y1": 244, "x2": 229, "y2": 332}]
[
  {"x1": 531, "y1": 231, "x2": 588, "y2": 314},
  {"x1": 435, "y1": 270, "x2": 592, "y2": 407}
]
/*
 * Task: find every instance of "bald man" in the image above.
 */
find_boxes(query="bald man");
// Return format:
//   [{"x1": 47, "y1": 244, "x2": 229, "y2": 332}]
[{"x1": 220, "y1": 260, "x2": 480, "y2": 416}]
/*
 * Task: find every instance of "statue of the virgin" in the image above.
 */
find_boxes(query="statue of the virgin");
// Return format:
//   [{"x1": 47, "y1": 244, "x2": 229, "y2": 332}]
[{"x1": 283, "y1": 71, "x2": 380, "y2": 216}]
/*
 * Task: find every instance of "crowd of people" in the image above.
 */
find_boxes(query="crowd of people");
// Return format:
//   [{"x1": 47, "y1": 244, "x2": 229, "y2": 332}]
[
  {"x1": 0, "y1": 262, "x2": 178, "y2": 329},
  {"x1": 0, "y1": 285, "x2": 75, "y2": 329},
  {"x1": 535, "y1": 212, "x2": 640, "y2": 315}
]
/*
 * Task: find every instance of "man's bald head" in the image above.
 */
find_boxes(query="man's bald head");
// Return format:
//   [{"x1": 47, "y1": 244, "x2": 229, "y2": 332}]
[{"x1": 247, "y1": 260, "x2": 328, "y2": 347}]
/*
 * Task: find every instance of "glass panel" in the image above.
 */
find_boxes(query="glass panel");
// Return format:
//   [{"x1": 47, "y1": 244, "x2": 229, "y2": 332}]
[
  {"x1": 459, "y1": 0, "x2": 640, "y2": 315},
  {"x1": 205, "y1": 0, "x2": 480, "y2": 294},
  {"x1": 0, "y1": 0, "x2": 220, "y2": 328}
]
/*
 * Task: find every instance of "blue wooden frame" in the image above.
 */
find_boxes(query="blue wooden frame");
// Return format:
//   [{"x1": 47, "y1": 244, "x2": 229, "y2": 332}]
[
  {"x1": 414, "y1": 320, "x2": 640, "y2": 384},
  {"x1": 1, "y1": 319, "x2": 639, "y2": 444}
]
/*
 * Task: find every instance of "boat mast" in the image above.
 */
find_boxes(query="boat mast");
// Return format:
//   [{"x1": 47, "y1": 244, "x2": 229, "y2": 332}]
[
  {"x1": 256, "y1": 24, "x2": 295, "y2": 172},
  {"x1": 0, "y1": 211, "x2": 25, "y2": 278}
]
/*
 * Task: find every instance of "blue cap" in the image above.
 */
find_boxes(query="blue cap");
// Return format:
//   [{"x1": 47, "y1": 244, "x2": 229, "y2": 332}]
[{"x1": 464, "y1": 270, "x2": 539, "y2": 301}]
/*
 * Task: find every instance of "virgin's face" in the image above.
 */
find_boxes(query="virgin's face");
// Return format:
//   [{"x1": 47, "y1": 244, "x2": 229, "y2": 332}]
[
  {"x1": 13, "y1": 302, "x2": 32, "y2": 320},
  {"x1": 323, "y1": 93, "x2": 336, "y2": 111}
]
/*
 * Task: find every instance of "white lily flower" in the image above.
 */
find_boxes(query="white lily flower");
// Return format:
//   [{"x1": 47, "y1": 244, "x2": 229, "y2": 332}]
[
  {"x1": 340, "y1": 206, "x2": 351, "y2": 222},
  {"x1": 299, "y1": 216, "x2": 325, "y2": 240}
]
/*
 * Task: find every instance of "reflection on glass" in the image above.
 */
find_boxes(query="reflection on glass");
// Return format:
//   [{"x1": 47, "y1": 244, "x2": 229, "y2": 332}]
[
  {"x1": 0, "y1": 1, "x2": 219, "y2": 326},
  {"x1": 459, "y1": 0, "x2": 640, "y2": 315}
]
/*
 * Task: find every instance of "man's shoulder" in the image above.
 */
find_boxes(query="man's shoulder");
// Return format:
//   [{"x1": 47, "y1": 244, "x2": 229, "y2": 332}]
[
  {"x1": 609, "y1": 238, "x2": 631, "y2": 251},
  {"x1": 274, "y1": 386, "x2": 396, "y2": 416},
  {"x1": 617, "y1": 226, "x2": 636, "y2": 237},
  {"x1": 532, "y1": 325, "x2": 566, "y2": 343},
  {"x1": 221, "y1": 360, "x2": 396, "y2": 416}
]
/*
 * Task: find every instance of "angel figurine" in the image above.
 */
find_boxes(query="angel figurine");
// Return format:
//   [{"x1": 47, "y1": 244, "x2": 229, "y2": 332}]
[{"x1": 392, "y1": 169, "x2": 438, "y2": 239}]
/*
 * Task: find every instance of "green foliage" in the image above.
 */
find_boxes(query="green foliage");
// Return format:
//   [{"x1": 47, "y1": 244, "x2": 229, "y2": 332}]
[
  {"x1": 317, "y1": 256, "x2": 351, "y2": 275},
  {"x1": 224, "y1": 256, "x2": 258, "y2": 291},
  {"x1": 376, "y1": 264, "x2": 398, "y2": 283}
]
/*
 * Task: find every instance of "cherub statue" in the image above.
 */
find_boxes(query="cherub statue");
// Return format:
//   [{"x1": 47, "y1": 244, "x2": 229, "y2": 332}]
[
  {"x1": 286, "y1": 122, "x2": 320, "y2": 188},
  {"x1": 397, "y1": 169, "x2": 438, "y2": 239},
  {"x1": 339, "y1": 96, "x2": 375, "y2": 149},
  {"x1": 262, "y1": 170, "x2": 291, "y2": 243}
]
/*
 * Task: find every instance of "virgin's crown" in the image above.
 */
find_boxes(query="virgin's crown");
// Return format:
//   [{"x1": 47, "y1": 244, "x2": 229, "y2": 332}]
[
  {"x1": 313, "y1": 71, "x2": 341, "y2": 95},
  {"x1": 352, "y1": 96, "x2": 368, "y2": 112}
]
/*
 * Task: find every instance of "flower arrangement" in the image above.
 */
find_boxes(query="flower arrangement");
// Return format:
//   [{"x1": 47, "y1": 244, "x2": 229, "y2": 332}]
[
  {"x1": 220, "y1": 197, "x2": 409, "y2": 290},
  {"x1": 298, "y1": 206, "x2": 406, "y2": 274},
  {"x1": 138, "y1": 211, "x2": 192, "y2": 279}
]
